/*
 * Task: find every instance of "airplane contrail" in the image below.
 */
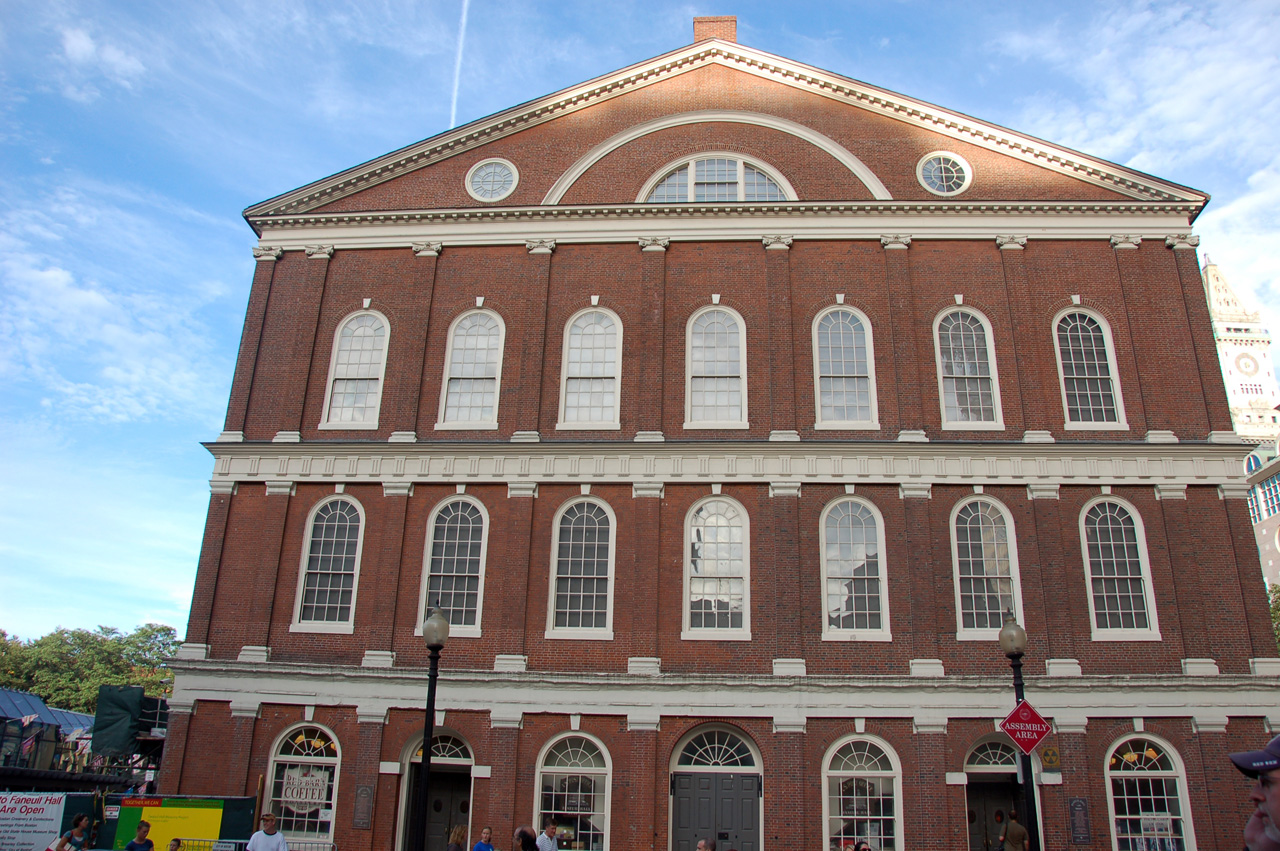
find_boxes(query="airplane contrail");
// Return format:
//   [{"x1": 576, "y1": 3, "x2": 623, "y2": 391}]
[{"x1": 449, "y1": 0, "x2": 472, "y2": 128}]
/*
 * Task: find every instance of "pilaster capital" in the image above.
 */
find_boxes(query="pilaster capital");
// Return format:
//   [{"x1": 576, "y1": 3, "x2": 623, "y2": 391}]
[
  {"x1": 412, "y1": 241, "x2": 443, "y2": 257},
  {"x1": 762, "y1": 235, "x2": 793, "y2": 250},
  {"x1": 638, "y1": 236, "x2": 670, "y2": 252},
  {"x1": 880, "y1": 234, "x2": 912, "y2": 250},
  {"x1": 768, "y1": 481, "x2": 801, "y2": 498},
  {"x1": 305, "y1": 244, "x2": 335, "y2": 259},
  {"x1": 1165, "y1": 233, "x2": 1201, "y2": 250},
  {"x1": 525, "y1": 238, "x2": 556, "y2": 255},
  {"x1": 632, "y1": 481, "x2": 665, "y2": 499},
  {"x1": 1218, "y1": 482, "x2": 1253, "y2": 500},
  {"x1": 264, "y1": 480, "x2": 295, "y2": 496},
  {"x1": 252, "y1": 246, "x2": 283, "y2": 262},
  {"x1": 382, "y1": 481, "x2": 414, "y2": 497},
  {"x1": 507, "y1": 481, "x2": 539, "y2": 498},
  {"x1": 1026, "y1": 483, "x2": 1060, "y2": 500},
  {"x1": 899, "y1": 481, "x2": 932, "y2": 499},
  {"x1": 1110, "y1": 234, "x2": 1142, "y2": 250},
  {"x1": 996, "y1": 235, "x2": 1027, "y2": 250}
]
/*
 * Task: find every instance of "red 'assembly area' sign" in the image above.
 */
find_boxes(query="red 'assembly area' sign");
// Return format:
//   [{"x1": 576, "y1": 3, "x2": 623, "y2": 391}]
[{"x1": 1000, "y1": 700, "x2": 1053, "y2": 755}]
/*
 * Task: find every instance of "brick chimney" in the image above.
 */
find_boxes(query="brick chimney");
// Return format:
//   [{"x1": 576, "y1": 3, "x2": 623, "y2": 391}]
[{"x1": 693, "y1": 15, "x2": 737, "y2": 43}]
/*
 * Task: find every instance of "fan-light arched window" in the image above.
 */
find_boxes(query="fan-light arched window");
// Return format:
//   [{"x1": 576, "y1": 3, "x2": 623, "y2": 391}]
[
  {"x1": 1107, "y1": 738, "x2": 1196, "y2": 851},
  {"x1": 642, "y1": 155, "x2": 791, "y2": 203},
  {"x1": 292, "y1": 497, "x2": 364, "y2": 633},
  {"x1": 951, "y1": 498, "x2": 1022, "y2": 640},
  {"x1": 1081, "y1": 499, "x2": 1160, "y2": 641},
  {"x1": 935, "y1": 308, "x2": 1003, "y2": 429},
  {"x1": 269, "y1": 725, "x2": 340, "y2": 842},
  {"x1": 437, "y1": 311, "x2": 504, "y2": 429},
  {"x1": 320, "y1": 311, "x2": 388, "y2": 429},
  {"x1": 547, "y1": 499, "x2": 616, "y2": 639},
  {"x1": 538, "y1": 735, "x2": 611, "y2": 851},
  {"x1": 684, "y1": 497, "x2": 750, "y2": 640},
  {"x1": 1054, "y1": 310, "x2": 1127, "y2": 429},
  {"x1": 965, "y1": 741, "x2": 1020, "y2": 770},
  {"x1": 420, "y1": 497, "x2": 488, "y2": 639},
  {"x1": 813, "y1": 306, "x2": 878, "y2": 429},
  {"x1": 559, "y1": 309, "x2": 622, "y2": 429},
  {"x1": 677, "y1": 729, "x2": 758, "y2": 769},
  {"x1": 824, "y1": 738, "x2": 902, "y2": 851},
  {"x1": 685, "y1": 306, "x2": 748, "y2": 429},
  {"x1": 821, "y1": 498, "x2": 890, "y2": 641}
]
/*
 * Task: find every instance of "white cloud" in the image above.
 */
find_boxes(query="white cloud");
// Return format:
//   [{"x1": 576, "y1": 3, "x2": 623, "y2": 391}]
[{"x1": 57, "y1": 26, "x2": 145, "y2": 100}]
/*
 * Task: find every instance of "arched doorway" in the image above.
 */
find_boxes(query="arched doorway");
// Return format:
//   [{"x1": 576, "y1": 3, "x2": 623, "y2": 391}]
[
  {"x1": 963, "y1": 739, "x2": 1041, "y2": 851},
  {"x1": 669, "y1": 726, "x2": 762, "y2": 851},
  {"x1": 398, "y1": 733, "x2": 474, "y2": 851}
]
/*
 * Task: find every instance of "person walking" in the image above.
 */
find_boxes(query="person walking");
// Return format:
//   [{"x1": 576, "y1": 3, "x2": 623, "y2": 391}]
[
  {"x1": 999, "y1": 810, "x2": 1029, "y2": 851},
  {"x1": 54, "y1": 814, "x2": 92, "y2": 850}
]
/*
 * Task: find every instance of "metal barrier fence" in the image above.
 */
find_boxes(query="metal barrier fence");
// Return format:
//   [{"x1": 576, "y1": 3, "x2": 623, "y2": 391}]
[{"x1": 176, "y1": 840, "x2": 335, "y2": 851}]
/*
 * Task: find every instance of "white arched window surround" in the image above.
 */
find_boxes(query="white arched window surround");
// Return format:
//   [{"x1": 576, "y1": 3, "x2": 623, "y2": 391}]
[
  {"x1": 1078, "y1": 496, "x2": 1161, "y2": 642},
  {"x1": 417, "y1": 494, "x2": 490, "y2": 640},
  {"x1": 669, "y1": 723, "x2": 763, "y2": 772},
  {"x1": 932, "y1": 306, "x2": 1005, "y2": 431},
  {"x1": 949, "y1": 495, "x2": 1024, "y2": 641},
  {"x1": 534, "y1": 731, "x2": 613, "y2": 851},
  {"x1": 556, "y1": 306, "x2": 624, "y2": 431},
  {"x1": 812, "y1": 304, "x2": 880, "y2": 430},
  {"x1": 820, "y1": 496, "x2": 891, "y2": 642},
  {"x1": 1052, "y1": 306, "x2": 1129, "y2": 431},
  {"x1": 1104, "y1": 733, "x2": 1197, "y2": 851},
  {"x1": 545, "y1": 496, "x2": 618, "y2": 640},
  {"x1": 395, "y1": 730, "x2": 476, "y2": 851},
  {"x1": 635, "y1": 151, "x2": 797, "y2": 203},
  {"x1": 682, "y1": 494, "x2": 751, "y2": 641},
  {"x1": 318, "y1": 308, "x2": 390, "y2": 430},
  {"x1": 435, "y1": 308, "x2": 506, "y2": 430},
  {"x1": 291, "y1": 494, "x2": 366, "y2": 634},
  {"x1": 821, "y1": 734, "x2": 904, "y2": 851},
  {"x1": 684, "y1": 304, "x2": 750, "y2": 430},
  {"x1": 268, "y1": 723, "x2": 341, "y2": 843}
]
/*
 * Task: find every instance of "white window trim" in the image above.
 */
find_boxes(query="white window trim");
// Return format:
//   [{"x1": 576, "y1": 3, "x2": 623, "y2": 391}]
[
  {"x1": 545, "y1": 496, "x2": 617, "y2": 640},
  {"x1": 916, "y1": 150, "x2": 973, "y2": 197},
  {"x1": 1103, "y1": 733, "x2": 1198, "y2": 851},
  {"x1": 1079, "y1": 496, "x2": 1161, "y2": 642},
  {"x1": 635, "y1": 150, "x2": 797, "y2": 204},
  {"x1": 684, "y1": 304, "x2": 750, "y2": 430},
  {"x1": 534, "y1": 731, "x2": 613, "y2": 851},
  {"x1": 435, "y1": 309, "x2": 506, "y2": 431},
  {"x1": 812, "y1": 304, "x2": 880, "y2": 430},
  {"x1": 682, "y1": 494, "x2": 752, "y2": 641},
  {"x1": 933, "y1": 307, "x2": 1006, "y2": 431},
  {"x1": 1052, "y1": 306, "x2": 1130, "y2": 431},
  {"x1": 318, "y1": 309, "x2": 390, "y2": 431},
  {"x1": 949, "y1": 495, "x2": 1024, "y2": 641},
  {"x1": 416, "y1": 495, "x2": 490, "y2": 640},
  {"x1": 556, "y1": 306, "x2": 623, "y2": 431},
  {"x1": 291, "y1": 494, "x2": 365, "y2": 634},
  {"x1": 668, "y1": 723, "x2": 763, "y2": 773},
  {"x1": 268, "y1": 723, "x2": 341, "y2": 843},
  {"x1": 821, "y1": 734, "x2": 904, "y2": 851},
  {"x1": 820, "y1": 497, "x2": 892, "y2": 641},
  {"x1": 465, "y1": 157, "x2": 520, "y2": 203}
]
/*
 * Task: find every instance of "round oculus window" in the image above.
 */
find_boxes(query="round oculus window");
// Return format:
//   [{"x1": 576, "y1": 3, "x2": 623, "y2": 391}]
[
  {"x1": 466, "y1": 158, "x2": 518, "y2": 202},
  {"x1": 917, "y1": 151, "x2": 972, "y2": 196}
]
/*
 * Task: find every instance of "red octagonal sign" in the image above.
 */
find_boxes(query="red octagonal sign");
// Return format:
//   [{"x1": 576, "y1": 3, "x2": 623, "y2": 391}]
[{"x1": 1000, "y1": 700, "x2": 1052, "y2": 755}]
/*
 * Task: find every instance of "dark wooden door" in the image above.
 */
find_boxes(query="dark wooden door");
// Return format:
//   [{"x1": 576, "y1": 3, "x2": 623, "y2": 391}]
[
  {"x1": 966, "y1": 780, "x2": 1020, "y2": 851},
  {"x1": 402, "y1": 768, "x2": 471, "y2": 851},
  {"x1": 671, "y1": 772, "x2": 760, "y2": 851}
]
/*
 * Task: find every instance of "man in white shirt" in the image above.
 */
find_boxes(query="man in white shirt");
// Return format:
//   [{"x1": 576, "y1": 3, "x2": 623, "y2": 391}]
[
  {"x1": 246, "y1": 813, "x2": 288, "y2": 851},
  {"x1": 535, "y1": 820, "x2": 557, "y2": 851}
]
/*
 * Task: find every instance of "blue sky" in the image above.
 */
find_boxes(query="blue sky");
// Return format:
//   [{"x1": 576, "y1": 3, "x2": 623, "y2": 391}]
[{"x1": 2, "y1": 0, "x2": 1278, "y2": 639}]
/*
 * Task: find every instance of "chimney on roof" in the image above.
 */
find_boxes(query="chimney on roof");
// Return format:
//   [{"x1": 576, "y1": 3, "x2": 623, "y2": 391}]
[{"x1": 694, "y1": 16, "x2": 737, "y2": 43}]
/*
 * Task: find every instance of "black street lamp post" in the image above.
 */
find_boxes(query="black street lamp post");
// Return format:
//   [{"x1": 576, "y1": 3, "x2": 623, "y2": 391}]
[
  {"x1": 411, "y1": 606, "x2": 451, "y2": 851},
  {"x1": 998, "y1": 614, "x2": 1040, "y2": 851}
]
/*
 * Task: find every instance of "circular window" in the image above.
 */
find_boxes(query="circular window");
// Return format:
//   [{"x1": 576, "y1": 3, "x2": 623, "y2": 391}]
[
  {"x1": 917, "y1": 151, "x2": 972, "y2": 196},
  {"x1": 466, "y1": 158, "x2": 518, "y2": 202}
]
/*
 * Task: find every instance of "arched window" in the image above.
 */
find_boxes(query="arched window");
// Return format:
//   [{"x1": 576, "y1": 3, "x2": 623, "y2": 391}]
[
  {"x1": 269, "y1": 725, "x2": 340, "y2": 843},
  {"x1": 685, "y1": 307, "x2": 748, "y2": 429},
  {"x1": 558, "y1": 309, "x2": 622, "y2": 429},
  {"x1": 547, "y1": 499, "x2": 616, "y2": 639},
  {"x1": 821, "y1": 498, "x2": 890, "y2": 641},
  {"x1": 319, "y1": 311, "x2": 388, "y2": 428},
  {"x1": 813, "y1": 306, "x2": 878, "y2": 429},
  {"x1": 293, "y1": 497, "x2": 364, "y2": 632},
  {"x1": 1106, "y1": 737, "x2": 1196, "y2": 851},
  {"x1": 684, "y1": 497, "x2": 750, "y2": 639},
  {"x1": 824, "y1": 737, "x2": 902, "y2": 851},
  {"x1": 1054, "y1": 310, "x2": 1127, "y2": 429},
  {"x1": 420, "y1": 497, "x2": 488, "y2": 638},
  {"x1": 537, "y1": 734, "x2": 611, "y2": 851},
  {"x1": 676, "y1": 728, "x2": 759, "y2": 769},
  {"x1": 641, "y1": 154, "x2": 792, "y2": 203},
  {"x1": 1081, "y1": 499, "x2": 1160, "y2": 640},
  {"x1": 934, "y1": 308, "x2": 1003, "y2": 429},
  {"x1": 965, "y1": 741, "x2": 1020, "y2": 772},
  {"x1": 437, "y1": 310, "x2": 504, "y2": 429},
  {"x1": 951, "y1": 497, "x2": 1022, "y2": 639}
]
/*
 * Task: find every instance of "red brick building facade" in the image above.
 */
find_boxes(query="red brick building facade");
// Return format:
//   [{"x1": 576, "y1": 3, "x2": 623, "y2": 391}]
[{"x1": 160, "y1": 17, "x2": 1280, "y2": 851}]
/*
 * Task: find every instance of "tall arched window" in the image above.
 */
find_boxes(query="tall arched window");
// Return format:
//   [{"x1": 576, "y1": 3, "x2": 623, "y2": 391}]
[
  {"x1": 437, "y1": 310, "x2": 504, "y2": 429},
  {"x1": 824, "y1": 737, "x2": 902, "y2": 851},
  {"x1": 950, "y1": 497, "x2": 1021, "y2": 639},
  {"x1": 686, "y1": 307, "x2": 748, "y2": 429},
  {"x1": 640, "y1": 154, "x2": 792, "y2": 203},
  {"x1": 547, "y1": 499, "x2": 616, "y2": 639},
  {"x1": 537, "y1": 734, "x2": 611, "y2": 851},
  {"x1": 558, "y1": 309, "x2": 622, "y2": 429},
  {"x1": 934, "y1": 308, "x2": 1003, "y2": 429},
  {"x1": 1054, "y1": 309, "x2": 1127, "y2": 429},
  {"x1": 269, "y1": 725, "x2": 340, "y2": 843},
  {"x1": 1106, "y1": 737, "x2": 1196, "y2": 851},
  {"x1": 1081, "y1": 499, "x2": 1160, "y2": 641},
  {"x1": 821, "y1": 498, "x2": 890, "y2": 640},
  {"x1": 420, "y1": 497, "x2": 488, "y2": 638},
  {"x1": 684, "y1": 497, "x2": 750, "y2": 639},
  {"x1": 813, "y1": 306, "x2": 878, "y2": 429},
  {"x1": 292, "y1": 497, "x2": 364, "y2": 633},
  {"x1": 319, "y1": 311, "x2": 388, "y2": 428}
]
